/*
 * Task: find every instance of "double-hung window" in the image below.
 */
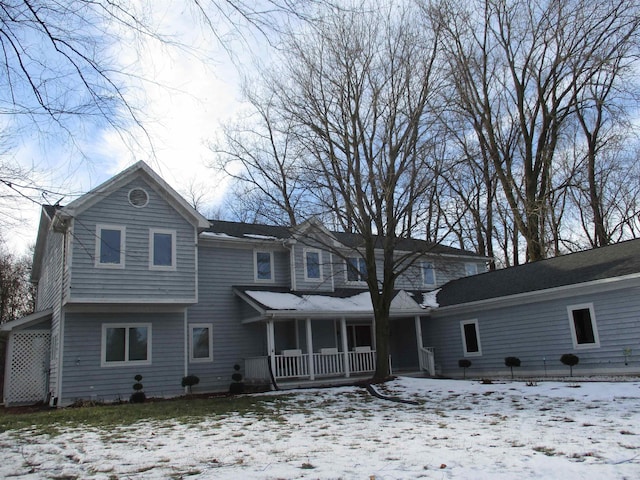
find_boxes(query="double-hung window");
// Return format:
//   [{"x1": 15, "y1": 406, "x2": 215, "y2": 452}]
[
  {"x1": 346, "y1": 257, "x2": 367, "y2": 283},
  {"x1": 102, "y1": 323, "x2": 151, "y2": 366},
  {"x1": 567, "y1": 303, "x2": 600, "y2": 349},
  {"x1": 422, "y1": 262, "x2": 436, "y2": 286},
  {"x1": 189, "y1": 323, "x2": 213, "y2": 362},
  {"x1": 465, "y1": 263, "x2": 479, "y2": 276},
  {"x1": 460, "y1": 319, "x2": 482, "y2": 357},
  {"x1": 304, "y1": 249, "x2": 322, "y2": 281},
  {"x1": 150, "y1": 229, "x2": 176, "y2": 270},
  {"x1": 255, "y1": 251, "x2": 274, "y2": 281},
  {"x1": 96, "y1": 225, "x2": 125, "y2": 268}
]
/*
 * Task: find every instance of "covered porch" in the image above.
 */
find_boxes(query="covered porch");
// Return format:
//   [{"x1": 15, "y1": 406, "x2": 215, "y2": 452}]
[{"x1": 235, "y1": 288, "x2": 436, "y2": 385}]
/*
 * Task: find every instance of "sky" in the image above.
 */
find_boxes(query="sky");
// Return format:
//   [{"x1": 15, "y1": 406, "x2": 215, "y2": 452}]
[
  {"x1": 5, "y1": 1, "x2": 263, "y2": 255},
  {"x1": 1, "y1": 376, "x2": 639, "y2": 479}
]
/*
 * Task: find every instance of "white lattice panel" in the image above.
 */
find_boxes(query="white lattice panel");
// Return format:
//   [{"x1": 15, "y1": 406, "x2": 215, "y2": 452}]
[{"x1": 6, "y1": 331, "x2": 50, "y2": 405}]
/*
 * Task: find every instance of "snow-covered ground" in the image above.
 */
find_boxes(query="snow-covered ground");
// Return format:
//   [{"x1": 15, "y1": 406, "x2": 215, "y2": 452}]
[{"x1": 1, "y1": 377, "x2": 639, "y2": 479}]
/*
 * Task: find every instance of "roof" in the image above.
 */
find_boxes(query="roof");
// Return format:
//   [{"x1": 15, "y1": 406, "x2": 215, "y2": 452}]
[
  {"x1": 437, "y1": 238, "x2": 640, "y2": 307},
  {"x1": 233, "y1": 286, "x2": 434, "y2": 320},
  {"x1": 205, "y1": 219, "x2": 484, "y2": 257},
  {"x1": 0, "y1": 309, "x2": 53, "y2": 334}
]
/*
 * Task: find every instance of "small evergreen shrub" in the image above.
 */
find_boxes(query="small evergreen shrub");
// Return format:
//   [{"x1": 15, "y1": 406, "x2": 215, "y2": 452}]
[
  {"x1": 560, "y1": 354, "x2": 579, "y2": 377},
  {"x1": 504, "y1": 357, "x2": 521, "y2": 379},
  {"x1": 182, "y1": 374, "x2": 200, "y2": 394},
  {"x1": 130, "y1": 374, "x2": 146, "y2": 403},
  {"x1": 229, "y1": 364, "x2": 244, "y2": 394},
  {"x1": 458, "y1": 359, "x2": 472, "y2": 379}
]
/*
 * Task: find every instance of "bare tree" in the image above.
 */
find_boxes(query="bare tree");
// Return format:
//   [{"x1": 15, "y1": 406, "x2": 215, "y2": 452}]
[
  {"x1": 0, "y1": 239, "x2": 34, "y2": 323},
  {"x1": 262, "y1": 1, "x2": 447, "y2": 380},
  {"x1": 433, "y1": 0, "x2": 640, "y2": 262}
]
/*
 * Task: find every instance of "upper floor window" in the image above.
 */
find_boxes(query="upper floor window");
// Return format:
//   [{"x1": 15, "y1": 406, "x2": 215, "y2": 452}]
[
  {"x1": 422, "y1": 262, "x2": 436, "y2": 286},
  {"x1": 567, "y1": 303, "x2": 600, "y2": 349},
  {"x1": 460, "y1": 319, "x2": 482, "y2": 357},
  {"x1": 346, "y1": 257, "x2": 367, "y2": 283},
  {"x1": 101, "y1": 323, "x2": 151, "y2": 366},
  {"x1": 96, "y1": 225, "x2": 125, "y2": 268},
  {"x1": 465, "y1": 263, "x2": 479, "y2": 276},
  {"x1": 304, "y1": 249, "x2": 322, "y2": 281},
  {"x1": 150, "y1": 229, "x2": 176, "y2": 270},
  {"x1": 255, "y1": 250, "x2": 274, "y2": 281}
]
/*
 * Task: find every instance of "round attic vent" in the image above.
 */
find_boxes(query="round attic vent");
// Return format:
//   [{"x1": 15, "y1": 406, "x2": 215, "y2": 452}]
[{"x1": 128, "y1": 188, "x2": 149, "y2": 207}]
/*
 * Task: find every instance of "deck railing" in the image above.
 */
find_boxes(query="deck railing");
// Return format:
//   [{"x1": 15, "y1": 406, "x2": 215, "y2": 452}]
[
  {"x1": 245, "y1": 349, "x2": 377, "y2": 381},
  {"x1": 418, "y1": 347, "x2": 435, "y2": 376}
]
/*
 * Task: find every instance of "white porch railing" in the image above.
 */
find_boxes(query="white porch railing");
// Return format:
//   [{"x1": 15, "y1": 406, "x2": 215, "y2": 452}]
[
  {"x1": 348, "y1": 349, "x2": 376, "y2": 374},
  {"x1": 418, "y1": 347, "x2": 435, "y2": 376}
]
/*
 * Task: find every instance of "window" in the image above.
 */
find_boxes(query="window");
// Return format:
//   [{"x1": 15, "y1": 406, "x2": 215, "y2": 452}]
[
  {"x1": 255, "y1": 251, "x2": 274, "y2": 281},
  {"x1": 96, "y1": 225, "x2": 125, "y2": 268},
  {"x1": 189, "y1": 324, "x2": 213, "y2": 362},
  {"x1": 102, "y1": 324, "x2": 151, "y2": 366},
  {"x1": 422, "y1": 262, "x2": 436, "y2": 286},
  {"x1": 150, "y1": 229, "x2": 176, "y2": 270},
  {"x1": 304, "y1": 249, "x2": 322, "y2": 281},
  {"x1": 568, "y1": 304, "x2": 600, "y2": 348},
  {"x1": 346, "y1": 257, "x2": 367, "y2": 282},
  {"x1": 465, "y1": 263, "x2": 479, "y2": 276},
  {"x1": 460, "y1": 319, "x2": 482, "y2": 356}
]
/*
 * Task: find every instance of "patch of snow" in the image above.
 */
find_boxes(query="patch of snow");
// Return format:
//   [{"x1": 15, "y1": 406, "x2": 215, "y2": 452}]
[
  {"x1": 243, "y1": 234, "x2": 280, "y2": 240},
  {"x1": 420, "y1": 289, "x2": 440, "y2": 308},
  {"x1": 200, "y1": 232, "x2": 232, "y2": 238},
  {"x1": 1, "y1": 377, "x2": 639, "y2": 479}
]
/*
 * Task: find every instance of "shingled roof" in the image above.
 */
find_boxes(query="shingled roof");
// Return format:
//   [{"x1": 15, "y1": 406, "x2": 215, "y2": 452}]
[
  {"x1": 436, "y1": 238, "x2": 640, "y2": 307},
  {"x1": 205, "y1": 220, "x2": 483, "y2": 257}
]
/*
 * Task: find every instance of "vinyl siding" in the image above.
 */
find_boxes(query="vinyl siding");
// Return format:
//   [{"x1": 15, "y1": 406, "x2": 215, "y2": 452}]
[
  {"x1": 61, "y1": 311, "x2": 185, "y2": 405},
  {"x1": 424, "y1": 285, "x2": 640, "y2": 378},
  {"x1": 185, "y1": 241, "x2": 282, "y2": 393},
  {"x1": 68, "y1": 178, "x2": 197, "y2": 303}
]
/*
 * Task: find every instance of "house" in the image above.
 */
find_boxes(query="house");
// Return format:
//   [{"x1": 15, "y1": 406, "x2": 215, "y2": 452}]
[
  {"x1": 425, "y1": 239, "x2": 640, "y2": 378},
  {"x1": 1, "y1": 161, "x2": 487, "y2": 406}
]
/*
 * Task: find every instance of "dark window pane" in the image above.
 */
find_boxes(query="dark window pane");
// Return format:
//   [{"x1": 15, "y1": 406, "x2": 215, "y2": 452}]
[
  {"x1": 347, "y1": 258, "x2": 367, "y2": 282},
  {"x1": 423, "y1": 263, "x2": 435, "y2": 284},
  {"x1": 105, "y1": 327, "x2": 126, "y2": 362},
  {"x1": 256, "y1": 252, "x2": 272, "y2": 279},
  {"x1": 154, "y1": 233, "x2": 173, "y2": 266},
  {"x1": 100, "y1": 229, "x2": 121, "y2": 264},
  {"x1": 128, "y1": 327, "x2": 148, "y2": 361},
  {"x1": 192, "y1": 327, "x2": 210, "y2": 359},
  {"x1": 573, "y1": 309, "x2": 596, "y2": 344},
  {"x1": 306, "y1": 251, "x2": 320, "y2": 278},
  {"x1": 464, "y1": 323, "x2": 479, "y2": 353}
]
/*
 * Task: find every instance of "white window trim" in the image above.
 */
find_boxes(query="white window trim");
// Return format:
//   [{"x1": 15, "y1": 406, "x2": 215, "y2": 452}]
[
  {"x1": 95, "y1": 224, "x2": 125, "y2": 269},
  {"x1": 189, "y1": 323, "x2": 213, "y2": 363},
  {"x1": 567, "y1": 303, "x2": 600, "y2": 349},
  {"x1": 460, "y1": 319, "x2": 482, "y2": 357},
  {"x1": 345, "y1": 257, "x2": 367, "y2": 284},
  {"x1": 149, "y1": 228, "x2": 177, "y2": 271},
  {"x1": 422, "y1": 261, "x2": 436, "y2": 287},
  {"x1": 254, "y1": 250, "x2": 274, "y2": 282},
  {"x1": 303, "y1": 248, "x2": 323, "y2": 282},
  {"x1": 101, "y1": 323, "x2": 152, "y2": 367}
]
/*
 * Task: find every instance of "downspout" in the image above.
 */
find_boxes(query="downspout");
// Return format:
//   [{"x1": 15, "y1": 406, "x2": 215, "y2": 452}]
[
  {"x1": 55, "y1": 228, "x2": 68, "y2": 407},
  {"x1": 283, "y1": 239, "x2": 296, "y2": 291}
]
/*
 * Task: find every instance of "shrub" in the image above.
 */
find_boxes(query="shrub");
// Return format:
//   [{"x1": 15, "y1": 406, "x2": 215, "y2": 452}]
[
  {"x1": 504, "y1": 357, "x2": 521, "y2": 379},
  {"x1": 229, "y1": 364, "x2": 244, "y2": 394},
  {"x1": 560, "y1": 354, "x2": 579, "y2": 377},
  {"x1": 130, "y1": 374, "x2": 146, "y2": 403},
  {"x1": 181, "y1": 374, "x2": 200, "y2": 394},
  {"x1": 458, "y1": 359, "x2": 471, "y2": 379}
]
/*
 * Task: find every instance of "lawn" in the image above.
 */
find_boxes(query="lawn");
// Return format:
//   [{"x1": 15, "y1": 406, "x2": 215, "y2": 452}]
[{"x1": 1, "y1": 377, "x2": 639, "y2": 479}]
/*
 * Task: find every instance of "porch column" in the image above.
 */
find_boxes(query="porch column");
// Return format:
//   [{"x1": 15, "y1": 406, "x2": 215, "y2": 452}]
[
  {"x1": 415, "y1": 315, "x2": 424, "y2": 371},
  {"x1": 266, "y1": 320, "x2": 276, "y2": 377},
  {"x1": 340, "y1": 317, "x2": 350, "y2": 378},
  {"x1": 306, "y1": 317, "x2": 315, "y2": 380}
]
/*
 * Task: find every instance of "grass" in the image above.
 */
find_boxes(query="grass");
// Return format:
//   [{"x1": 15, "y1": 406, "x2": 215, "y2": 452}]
[{"x1": 0, "y1": 394, "x2": 286, "y2": 435}]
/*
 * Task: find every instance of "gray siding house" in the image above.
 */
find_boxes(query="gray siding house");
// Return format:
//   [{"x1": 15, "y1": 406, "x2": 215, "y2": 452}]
[
  {"x1": 5, "y1": 161, "x2": 637, "y2": 407},
  {"x1": 1, "y1": 161, "x2": 486, "y2": 406}
]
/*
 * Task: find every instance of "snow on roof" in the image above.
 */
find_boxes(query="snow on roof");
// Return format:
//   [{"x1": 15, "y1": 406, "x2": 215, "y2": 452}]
[
  {"x1": 200, "y1": 232, "x2": 232, "y2": 238},
  {"x1": 243, "y1": 234, "x2": 281, "y2": 240},
  {"x1": 244, "y1": 289, "x2": 428, "y2": 314},
  {"x1": 420, "y1": 290, "x2": 440, "y2": 309}
]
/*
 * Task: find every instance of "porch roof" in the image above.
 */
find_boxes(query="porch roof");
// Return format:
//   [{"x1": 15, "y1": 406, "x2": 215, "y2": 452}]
[
  {"x1": 0, "y1": 308, "x2": 53, "y2": 334},
  {"x1": 234, "y1": 287, "x2": 435, "y2": 322}
]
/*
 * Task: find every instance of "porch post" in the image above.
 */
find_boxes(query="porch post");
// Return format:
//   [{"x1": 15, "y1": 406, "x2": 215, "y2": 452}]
[
  {"x1": 266, "y1": 320, "x2": 276, "y2": 377},
  {"x1": 340, "y1": 317, "x2": 350, "y2": 378},
  {"x1": 414, "y1": 315, "x2": 424, "y2": 371},
  {"x1": 306, "y1": 317, "x2": 315, "y2": 380}
]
